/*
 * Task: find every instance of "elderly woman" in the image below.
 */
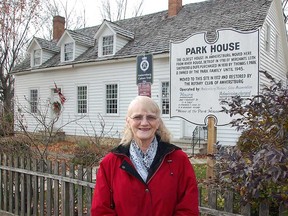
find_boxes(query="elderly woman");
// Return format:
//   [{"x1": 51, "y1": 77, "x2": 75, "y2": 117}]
[{"x1": 91, "y1": 96, "x2": 199, "y2": 216}]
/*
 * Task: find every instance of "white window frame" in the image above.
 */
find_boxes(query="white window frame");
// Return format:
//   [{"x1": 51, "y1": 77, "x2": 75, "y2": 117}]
[
  {"x1": 77, "y1": 85, "x2": 88, "y2": 114},
  {"x1": 64, "y1": 42, "x2": 74, "y2": 61},
  {"x1": 161, "y1": 81, "x2": 170, "y2": 115},
  {"x1": 33, "y1": 49, "x2": 41, "y2": 66},
  {"x1": 105, "y1": 83, "x2": 118, "y2": 115},
  {"x1": 30, "y1": 89, "x2": 38, "y2": 113},
  {"x1": 265, "y1": 24, "x2": 271, "y2": 52},
  {"x1": 102, "y1": 35, "x2": 114, "y2": 56}
]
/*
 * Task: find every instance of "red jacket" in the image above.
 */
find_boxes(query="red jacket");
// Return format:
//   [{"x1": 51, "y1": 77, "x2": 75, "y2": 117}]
[{"x1": 91, "y1": 139, "x2": 199, "y2": 216}]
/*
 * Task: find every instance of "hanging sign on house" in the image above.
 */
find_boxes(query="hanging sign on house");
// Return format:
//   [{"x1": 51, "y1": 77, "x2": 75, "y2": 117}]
[
  {"x1": 136, "y1": 54, "x2": 153, "y2": 84},
  {"x1": 138, "y1": 82, "x2": 151, "y2": 97},
  {"x1": 170, "y1": 28, "x2": 259, "y2": 125}
]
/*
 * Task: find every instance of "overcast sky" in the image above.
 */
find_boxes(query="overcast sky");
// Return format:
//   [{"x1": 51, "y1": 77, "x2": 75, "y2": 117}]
[{"x1": 81, "y1": 0, "x2": 205, "y2": 26}]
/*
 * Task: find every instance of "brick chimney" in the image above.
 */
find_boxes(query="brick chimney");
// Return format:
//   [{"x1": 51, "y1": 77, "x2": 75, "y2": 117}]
[
  {"x1": 53, "y1": 16, "x2": 65, "y2": 41},
  {"x1": 168, "y1": 0, "x2": 182, "y2": 17}
]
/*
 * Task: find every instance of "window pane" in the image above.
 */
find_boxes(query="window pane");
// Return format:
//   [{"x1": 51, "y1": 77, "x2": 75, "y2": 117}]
[
  {"x1": 161, "y1": 82, "x2": 170, "y2": 114},
  {"x1": 106, "y1": 84, "x2": 118, "y2": 114},
  {"x1": 64, "y1": 42, "x2": 73, "y2": 61},
  {"x1": 30, "y1": 89, "x2": 38, "y2": 113},
  {"x1": 34, "y1": 50, "x2": 41, "y2": 66},
  {"x1": 102, "y1": 35, "x2": 114, "y2": 56},
  {"x1": 77, "y1": 86, "x2": 87, "y2": 113}
]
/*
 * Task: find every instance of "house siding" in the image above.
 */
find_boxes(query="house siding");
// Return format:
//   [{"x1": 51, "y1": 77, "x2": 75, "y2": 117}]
[
  {"x1": 13, "y1": 0, "x2": 288, "y2": 146},
  {"x1": 75, "y1": 44, "x2": 88, "y2": 59},
  {"x1": 116, "y1": 36, "x2": 128, "y2": 53},
  {"x1": 14, "y1": 57, "x2": 183, "y2": 140},
  {"x1": 216, "y1": 0, "x2": 288, "y2": 146},
  {"x1": 42, "y1": 51, "x2": 54, "y2": 64},
  {"x1": 259, "y1": 0, "x2": 288, "y2": 85}
]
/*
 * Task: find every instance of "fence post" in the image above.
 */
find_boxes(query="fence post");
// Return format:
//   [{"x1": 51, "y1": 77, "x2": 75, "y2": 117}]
[
  {"x1": 20, "y1": 157, "x2": 25, "y2": 216},
  {"x1": 198, "y1": 187, "x2": 202, "y2": 206},
  {"x1": 54, "y1": 161, "x2": 59, "y2": 216},
  {"x1": 224, "y1": 190, "x2": 234, "y2": 212},
  {"x1": 69, "y1": 164, "x2": 75, "y2": 216},
  {"x1": 26, "y1": 158, "x2": 32, "y2": 216},
  {"x1": 259, "y1": 200, "x2": 269, "y2": 216},
  {"x1": 61, "y1": 162, "x2": 69, "y2": 216},
  {"x1": 86, "y1": 167, "x2": 92, "y2": 216},
  {"x1": 78, "y1": 165, "x2": 83, "y2": 216},
  {"x1": 14, "y1": 157, "x2": 19, "y2": 215},
  {"x1": 207, "y1": 187, "x2": 217, "y2": 209},
  {"x1": 39, "y1": 160, "x2": 45, "y2": 215},
  {"x1": 3, "y1": 154, "x2": 8, "y2": 211},
  {"x1": 32, "y1": 158, "x2": 38, "y2": 216},
  {"x1": 46, "y1": 161, "x2": 52, "y2": 216},
  {"x1": 8, "y1": 155, "x2": 13, "y2": 213},
  {"x1": 279, "y1": 203, "x2": 288, "y2": 216},
  {"x1": 240, "y1": 203, "x2": 251, "y2": 216}
]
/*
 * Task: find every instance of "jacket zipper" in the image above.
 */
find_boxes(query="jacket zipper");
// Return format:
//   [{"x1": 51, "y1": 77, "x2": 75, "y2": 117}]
[
  {"x1": 114, "y1": 153, "x2": 146, "y2": 184},
  {"x1": 146, "y1": 149, "x2": 175, "y2": 184}
]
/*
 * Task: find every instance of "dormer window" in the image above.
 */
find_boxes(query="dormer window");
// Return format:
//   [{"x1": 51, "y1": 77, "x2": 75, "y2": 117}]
[
  {"x1": 102, "y1": 35, "x2": 114, "y2": 56},
  {"x1": 64, "y1": 42, "x2": 73, "y2": 61},
  {"x1": 34, "y1": 49, "x2": 41, "y2": 66}
]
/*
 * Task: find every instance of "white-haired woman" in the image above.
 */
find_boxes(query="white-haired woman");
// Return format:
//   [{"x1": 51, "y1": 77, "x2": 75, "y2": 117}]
[{"x1": 91, "y1": 96, "x2": 199, "y2": 216}]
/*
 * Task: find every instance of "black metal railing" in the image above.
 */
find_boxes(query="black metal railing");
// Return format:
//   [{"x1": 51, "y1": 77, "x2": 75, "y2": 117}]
[{"x1": 191, "y1": 126, "x2": 207, "y2": 156}]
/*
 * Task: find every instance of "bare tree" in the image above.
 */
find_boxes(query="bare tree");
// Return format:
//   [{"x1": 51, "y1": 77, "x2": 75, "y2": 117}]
[
  {"x1": 37, "y1": 0, "x2": 87, "y2": 40},
  {"x1": 100, "y1": 0, "x2": 144, "y2": 22},
  {"x1": 15, "y1": 96, "x2": 85, "y2": 161},
  {"x1": 0, "y1": 0, "x2": 41, "y2": 136}
]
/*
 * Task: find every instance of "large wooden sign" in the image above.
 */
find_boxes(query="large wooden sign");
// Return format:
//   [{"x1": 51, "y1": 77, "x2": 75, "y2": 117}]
[{"x1": 170, "y1": 29, "x2": 259, "y2": 125}]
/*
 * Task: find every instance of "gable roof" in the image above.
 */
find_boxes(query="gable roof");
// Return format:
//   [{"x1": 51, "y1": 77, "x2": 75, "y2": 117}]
[
  {"x1": 94, "y1": 20, "x2": 135, "y2": 40},
  {"x1": 57, "y1": 30, "x2": 95, "y2": 47},
  {"x1": 14, "y1": 0, "x2": 273, "y2": 72},
  {"x1": 28, "y1": 37, "x2": 59, "y2": 53}
]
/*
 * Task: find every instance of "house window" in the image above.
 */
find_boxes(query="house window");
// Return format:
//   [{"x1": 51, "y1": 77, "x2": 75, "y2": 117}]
[
  {"x1": 161, "y1": 82, "x2": 170, "y2": 115},
  {"x1": 64, "y1": 42, "x2": 73, "y2": 61},
  {"x1": 34, "y1": 49, "x2": 41, "y2": 66},
  {"x1": 102, "y1": 35, "x2": 114, "y2": 56},
  {"x1": 275, "y1": 34, "x2": 279, "y2": 61},
  {"x1": 77, "y1": 86, "x2": 87, "y2": 114},
  {"x1": 265, "y1": 24, "x2": 271, "y2": 52},
  {"x1": 30, "y1": 89, "x2": 38, "y2": 113},
  {"x1": 106, "y1": 84, "x2": 118, "y2": 114}
]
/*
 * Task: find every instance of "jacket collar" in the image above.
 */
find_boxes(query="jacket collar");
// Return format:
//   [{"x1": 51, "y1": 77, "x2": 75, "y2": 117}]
[
  {"x1": 111, "y1": 135, "x2": 181, "y2": 183},
  {"x1": 111, "y1": 135, "x2": 181, "y2": 158}
]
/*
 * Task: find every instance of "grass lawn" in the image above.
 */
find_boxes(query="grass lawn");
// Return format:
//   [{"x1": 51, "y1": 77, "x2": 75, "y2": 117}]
[{"x1": 193, "y1": 163, "x2": 207, "y2": 182}]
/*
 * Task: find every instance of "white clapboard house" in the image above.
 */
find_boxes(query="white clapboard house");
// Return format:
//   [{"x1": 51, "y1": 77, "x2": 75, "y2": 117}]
[{"x1": 12, "y1": 0, "x2": 288, "y2": 150}]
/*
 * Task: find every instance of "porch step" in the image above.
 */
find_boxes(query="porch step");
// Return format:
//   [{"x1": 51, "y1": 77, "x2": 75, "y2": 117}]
[{"x1": 173, "y1": 138, "x2": 207, "y2": 156}]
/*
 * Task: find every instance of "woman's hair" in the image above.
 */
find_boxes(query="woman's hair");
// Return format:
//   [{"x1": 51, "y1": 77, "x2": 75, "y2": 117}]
[{"x1": 120, "y1": 96, "x2": 172, "y2": 145}]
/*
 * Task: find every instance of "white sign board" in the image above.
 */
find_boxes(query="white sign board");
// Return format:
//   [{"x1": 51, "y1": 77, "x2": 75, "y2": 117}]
[{"x1": 170, "y1": 29, "x2": 259, "y2": 125}]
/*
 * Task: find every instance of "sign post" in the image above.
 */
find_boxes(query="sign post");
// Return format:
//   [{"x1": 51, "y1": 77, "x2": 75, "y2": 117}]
[
  {"x1": 206, "y1": 116, "x2": 216, "y2": 179},
  {"x1": 137, "y1": 54, "x2": 153, "y2": 97}
]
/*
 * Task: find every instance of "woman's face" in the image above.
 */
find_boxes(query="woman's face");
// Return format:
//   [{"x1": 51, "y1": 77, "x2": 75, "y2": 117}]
[{"x1": 127, "y1": 101, "x2": 160, "y2": 145}]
